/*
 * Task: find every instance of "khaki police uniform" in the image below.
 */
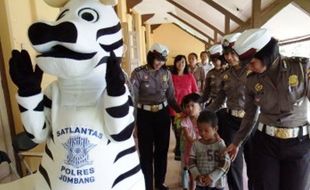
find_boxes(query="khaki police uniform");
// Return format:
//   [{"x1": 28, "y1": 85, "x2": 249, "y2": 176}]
[
  {"x1": 207, "y1": 65, "x2": 254, "y2": 190},
  {"x1": 131, "y1": 64, "x2": 179, "y2": 190},
  {"x1": 233, "y1": 57, "x2": 310, "y2": 190},
  {"x1": 202, "y1": 67, "x2": 226, "y2": 106}
]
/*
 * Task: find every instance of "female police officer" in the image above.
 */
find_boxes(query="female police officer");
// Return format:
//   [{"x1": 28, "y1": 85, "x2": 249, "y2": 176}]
[
  {"x1": 131, "y1": 43, "x2": 180, "y2": 190},
  {"x1": 206, "y1": 33, "x2": 255, "y2": 190},
  {"x1": 202, "y1": 44, "x2": 226, "y2": 107},
  {"x1": 226, "y1": 28, "x2": 310, "y2": 190}
]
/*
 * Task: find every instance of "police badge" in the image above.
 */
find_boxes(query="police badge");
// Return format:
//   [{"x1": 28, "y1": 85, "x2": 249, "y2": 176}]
[{"x1": 63, "y1": 136, "x2": 96, "y2": 168}]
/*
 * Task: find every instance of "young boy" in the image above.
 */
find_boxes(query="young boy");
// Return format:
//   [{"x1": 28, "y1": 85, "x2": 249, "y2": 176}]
[{"x1": 189, "y1": 111, "x2": 230, "y2": 190}]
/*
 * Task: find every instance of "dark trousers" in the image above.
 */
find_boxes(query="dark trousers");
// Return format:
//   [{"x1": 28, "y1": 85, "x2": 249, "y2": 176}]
[
  {"x1": 252, "y1": 131, "x2": 310, "y2": 190},
  {"x1": 196, "y1": 186, "x2": 224, "y2": 190},
  {"x1": 136, "y1": 108, "x2": 171, "y2": 190},
  {"x1": 217, "y1": 109, "x2": 255, "y2": 190}
]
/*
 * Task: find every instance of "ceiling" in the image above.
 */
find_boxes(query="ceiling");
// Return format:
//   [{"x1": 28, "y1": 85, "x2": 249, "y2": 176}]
[{"x1": 131, "y1": 0, "x2": 310, "y2": 44}]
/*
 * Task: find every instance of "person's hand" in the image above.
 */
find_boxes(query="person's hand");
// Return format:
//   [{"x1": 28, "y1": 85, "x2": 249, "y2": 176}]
[
  {"x1": 197, "y1": 175, "x2": 204, "y2": 185},
  {"x1": 225, "y1": 143, "x2": 239, "y2": 161},
  {"x1": 203, "y1": 175, "x2": 213, "y2": 186},
  {"x1": 198, "y1": 175, "x2": 212, "y2": 186},
  {"x1": 105, "y1": 51, "x2": 125, "y2": 96},
  {"x1": 9, "y1": 50, "x2": 43, "y2": 96}
]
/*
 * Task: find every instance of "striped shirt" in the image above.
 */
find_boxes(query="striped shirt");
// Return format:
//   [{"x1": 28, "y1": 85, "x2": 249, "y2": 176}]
[{"x1": 189, "y1": 139, "x2": 230, "y2": 188}]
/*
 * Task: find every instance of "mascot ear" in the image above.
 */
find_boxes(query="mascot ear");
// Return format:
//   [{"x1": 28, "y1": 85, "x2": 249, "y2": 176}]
[
  {"x1": 43, "y1": 0, "x2": 69, "y2": 7},
  {"x1": 100, "y1": 0, "x2": 118, "y2": 6}
]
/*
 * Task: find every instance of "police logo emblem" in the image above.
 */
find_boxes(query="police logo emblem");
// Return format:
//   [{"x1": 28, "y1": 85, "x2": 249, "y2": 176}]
[
  {"x1": 288, "y1": 74, "x2": 298, "y2": 87},
  {"x1": 162, "y1": 50, "x2": 168, "y2": 57},
  {"x1": 144, "y1": 75, "x2": 149, "y2": 80},
  {"x1": 63, "y1": 136, "x2": 96, "y2": 168},
  {"x1": 255, "y1": 83, "x2": 263, "y2": 92},
  {"x1": 223, "y1": 39, "x2": 230, "y2": 47}
]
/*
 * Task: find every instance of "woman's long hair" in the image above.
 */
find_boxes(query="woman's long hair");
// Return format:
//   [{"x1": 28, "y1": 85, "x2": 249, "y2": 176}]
[{"x1": 171, "y1": 55, "x2": 189, "y2": 75}]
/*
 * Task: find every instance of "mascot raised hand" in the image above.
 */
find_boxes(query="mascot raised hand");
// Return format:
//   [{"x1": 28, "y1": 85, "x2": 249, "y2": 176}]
[{"x1": 2, "y1": 0, "x2": 145, "y2": 189}]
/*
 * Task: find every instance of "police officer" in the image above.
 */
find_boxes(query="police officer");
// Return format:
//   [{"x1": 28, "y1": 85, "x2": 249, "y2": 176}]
[
  {"x1": 206, "y1": 33, "x2": 254, "y2": 190},
  {"x1": 202, "y1": 44, "x2": 226, "y2": 107},
  {"x1": 226, "y1": 28, "x2": 310, "y2": 190},
  {"x1": 131, "y1": 43, "x2": 181, "y2": 190}
]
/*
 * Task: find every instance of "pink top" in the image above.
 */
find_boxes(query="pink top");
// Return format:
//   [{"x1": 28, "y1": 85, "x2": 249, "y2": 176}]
[
  {"x1": 169, "y1": 74, "x2": 198, "y2": 116},
  {"x1": 181, "y1": 116, "x2": 200, "y2": 166}
]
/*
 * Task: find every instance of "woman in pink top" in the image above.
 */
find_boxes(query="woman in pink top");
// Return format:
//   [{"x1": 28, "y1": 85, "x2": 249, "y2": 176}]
[{"x1": 170, "y1": 55, "x2": 198, "y2": 160}]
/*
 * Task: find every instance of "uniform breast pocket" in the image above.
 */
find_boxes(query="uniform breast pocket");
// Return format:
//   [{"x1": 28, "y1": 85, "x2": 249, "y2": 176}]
[
  {"x1": 140, "y1": 80, "x2": 155, "y2": 95},
  {"x1": 210, "y1": 80, "x2": 216, "y2": 88},
  {"x1": 254, "y1": 92, "x2": 276, "y2": 111},
  {"x1": 288, "y1": 81, "x2": 305, "y2": 102},
  {"x1": 223, "y1": 82, "x2": 229, "y2": 92}
]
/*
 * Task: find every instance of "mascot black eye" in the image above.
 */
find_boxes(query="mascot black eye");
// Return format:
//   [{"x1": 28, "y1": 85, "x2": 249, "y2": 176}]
[{"x1": 78, "y1": 8, "x2": 99, "y2": 22}]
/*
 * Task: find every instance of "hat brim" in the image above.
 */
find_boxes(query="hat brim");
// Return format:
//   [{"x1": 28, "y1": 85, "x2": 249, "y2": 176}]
[{"x1": 238, "y1": 48, "x2": 257, "y2": 61}]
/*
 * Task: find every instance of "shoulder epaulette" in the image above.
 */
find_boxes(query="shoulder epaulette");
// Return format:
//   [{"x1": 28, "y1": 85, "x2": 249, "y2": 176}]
[
  {"x1": 134, "y1": 65, "x2": 147, "y2": 72},
  {"x1": 285, "y1": 56, "x2": 309, "y2": 64}
]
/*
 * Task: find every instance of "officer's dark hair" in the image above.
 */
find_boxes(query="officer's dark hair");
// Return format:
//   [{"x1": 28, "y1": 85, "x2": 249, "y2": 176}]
[
  {"x1": 253, "y1": 37, "x2": 279, "y2": 68},
  {"x1": 210, "y1": 55, "x2": 227, "y2": 67},
  {"x1": 197, "y1": 110, "x2": 218, "y2": 129},
  {"x1": 188, "y1": 52, "x2": 198, "y2": 59},
  {"x1": 181, "y1": 93, "x2": 202, "y2": 111},
  {"x1": 147, "y1": 51, "x2": 167, "y2": 69},
  {"x1": 171, "y1": 55, "x2": 189, "y2": 75},
  {"x1": 223, "y1": 46, "x2": 236, "y2": 55}
]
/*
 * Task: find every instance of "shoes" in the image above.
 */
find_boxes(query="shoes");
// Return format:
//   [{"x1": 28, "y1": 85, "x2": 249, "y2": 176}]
[{"x1": 155, "y1": 184, "x2": 169, "y2": 190}]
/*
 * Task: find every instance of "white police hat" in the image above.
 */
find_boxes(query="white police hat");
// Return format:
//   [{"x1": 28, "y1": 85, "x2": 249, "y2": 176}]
[
  {"x1": 222, "y1": 33, "x2": 241, "y2": 48},
  {"x1": 149, "y1": 43, "x2": 169, "y2": 57},
  {"x1": 208, "y1": 44, "x2": 223, "y2": 58},
  {"x1": 234, "y1": 28, "x2": 271, "y2": 60}
]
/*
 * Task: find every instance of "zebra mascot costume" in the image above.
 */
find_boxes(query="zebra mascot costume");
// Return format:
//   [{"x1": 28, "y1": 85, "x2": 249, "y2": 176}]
[{"x1": 2, "y1": 0, "x2": 145, "y2": 189}]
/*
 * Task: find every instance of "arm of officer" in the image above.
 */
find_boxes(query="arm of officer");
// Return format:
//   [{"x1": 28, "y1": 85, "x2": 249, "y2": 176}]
[
  {"x1": 232, "y1": 85, "x2": 259, "y2": 147},
  {"x1": 306, "y1": 59, "x2": 310, "y2": 101},
  {"x1": 166, "y1": 71, "x2": 182, "y2": 113},
  {"x1": 206, "y1": 81, "x2": 226, "y2": 112},
  {"x1": 130, "y1": 69, "x2": 140, "y2": 106}
]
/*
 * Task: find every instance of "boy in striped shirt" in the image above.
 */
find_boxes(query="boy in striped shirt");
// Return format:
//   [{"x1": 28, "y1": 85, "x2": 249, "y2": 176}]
[{"x1": 189, "y1": 111, "x2": 230, "y2": 190}]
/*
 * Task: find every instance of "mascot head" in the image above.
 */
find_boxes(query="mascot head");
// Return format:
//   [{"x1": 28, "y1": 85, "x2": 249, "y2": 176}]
[{"x1": 28, "y1": 0, "x2": 122, "y2": 79}]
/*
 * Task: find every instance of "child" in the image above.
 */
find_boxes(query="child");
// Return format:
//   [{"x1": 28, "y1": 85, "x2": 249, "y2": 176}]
[
  {"x1": 180, "y1": 93, "x2": 202, "y2": 190},
  {"x1": 189, "y1": 110, "x2": 230, "y2": 190}
]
